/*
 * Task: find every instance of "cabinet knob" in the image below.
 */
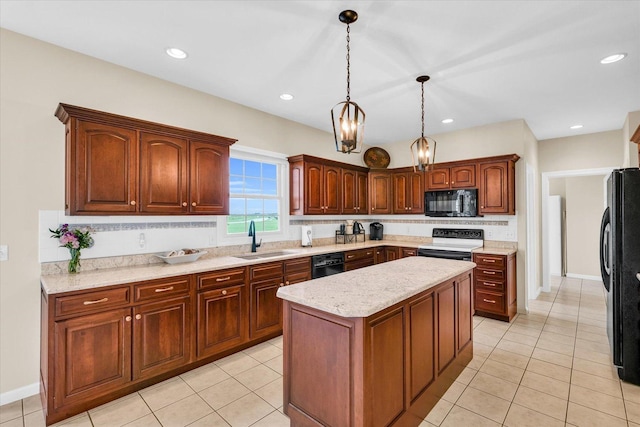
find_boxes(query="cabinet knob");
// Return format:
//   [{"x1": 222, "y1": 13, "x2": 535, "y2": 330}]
[
  {"x1": 221, "y1": 290, "x2": 227, "y2": 295},
  {"x1": 372, "y1": 207, "x2": 375, "y2": 211},
  {"x1": 279, "y1": 283, "x2": 285, "y2": 287},
  {"x1": 285, "y1": 281, "x2": 290, "y2": 285},
  {"x1": 192, "y1": 202, "x2": 197, "y2": 207},
  {"x1": 408, "y1": 207, "x2": 412, "y2": 211},
  {"x1": 130, "y1": 200, "x2": 136, "y2": 206},
  {"x1": 125, "y1": 316, "x2": 132, "y2": 322},
  {"x1": 481, "y1": 205, "x2": 484, "y2": 209},
  {"x1": 182, "y1": 202, "x2": 187, "y2": 207},
  {"x1": 135, "y1": 314, "x2": 142, "y2": 320},
  {"x1": 452, "y1": 181, "x2": 455, "y2": 184}
]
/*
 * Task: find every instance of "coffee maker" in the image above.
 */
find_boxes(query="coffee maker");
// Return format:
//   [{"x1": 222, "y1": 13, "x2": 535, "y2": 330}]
[{"x1": 369, "y1": 222, "x2": 383, "y2": 240}]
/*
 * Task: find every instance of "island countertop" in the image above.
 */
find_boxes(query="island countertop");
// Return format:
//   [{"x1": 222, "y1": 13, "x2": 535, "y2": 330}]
[{"x1": 276, "y1": 256, "x2": 475, "y2": 318}]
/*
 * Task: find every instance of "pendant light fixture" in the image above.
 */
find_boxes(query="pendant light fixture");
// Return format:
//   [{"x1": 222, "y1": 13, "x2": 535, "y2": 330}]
[
  {"x1": 331, "y1": 10, "x2": 365, "y2": 154},
  {"x1": 410, "y1": 75, "x2": 437, "y2": 172}
]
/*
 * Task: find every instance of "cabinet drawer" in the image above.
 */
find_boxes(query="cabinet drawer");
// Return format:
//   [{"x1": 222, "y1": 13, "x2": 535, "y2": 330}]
[
  {"x1": 344, "y1": 249, "x2": 375, "y2": 262},
  {"x1": 474, "y1": 254, "x2": 506, "y2": 269},
  {"x1": 476, "y1": 268, "x2": 505, "y2": 281},
  {"x1": 198, "y1": 268, "x2": 246, "y2": 290},
  {"x1": 345, "y1": 257, "x2": 375, "y2": 271},
  {"x1": 134, "y1": 277, "x2": 191, "y2": 302},
  {"x1": 285, "y1": 270, "x2": 312, "y2": 285},
  {"x1": 250, "y1": 261, "x2": 284, "y2": 281},
  {"x1": 401, "y1": 248, "x2": 417, "y2": 257},
  {"x1": 475, "y1": 278, "x2": 505, "y2": 292},
  {"x1": 475, "y1": 290, "x2": 505, "y2": 313},
  {"x1": 55, "y1": 287, "x2": 130, "y2": 318},
  {"x1": 284, "y1": 257, "x2": 311, "y2": 274}
]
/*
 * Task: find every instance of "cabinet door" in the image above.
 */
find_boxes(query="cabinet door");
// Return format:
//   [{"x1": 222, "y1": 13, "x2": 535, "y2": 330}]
[
  {"x1": 73, "y1": 121, "x2": 138, "y2": 214},
  {"x1": 53, "y1": 308, "x2": 131, "y2": 409},
  {"x1": 369, "y1": 172, "x2": 393, "y2": 214},
  {"x1": 408, "y1": 171, "x2": 424, "y2": 213},
  {"x1": 456, "y1": 273, "x2": 472, "y2": 351},
  {"x1": 341, "y1": 168, "x2": 357, "y2": 214},
  {"x1": 426, "y1": 167, "x2": 450, "y2": 190},
  {"x1": 132, "y1": 296, "x2": 191, "y2": 381},
  {"x1": 139, "y1": 132, "x2": 189, "y2": 213},
  {"x1": 385, "y1": 247, "x2": 399, "y2": 261},
  {"x1": 323, "y1": 165, "x2": 342, "y2": 214},
  {"x1": 197, "y1": 285, "x2": 247, "y2": 359},
  {"x1": 392, "y1": 173, "x2": 409, "y2": 213},
  {"x1": 478, "y1": 161, "x2": 509, "y2": 214},
  {"x1": 305, "y1": 162, "x2": 324, "y2": 214},
  {"x1": 409, "y1": 293, "x2": 435, "y2": 400},
  {"x1": 250, "y1": 277, "x2": 283, "y2": 339},
  {"x1": 356, "y1": 171, "x2": 369, "y2": 213},
  {"x1": 450, "y1": 164, "x2": 476, "y2": 188},
  {"x1": 374, "y1": 247, "x2": 386, "y2": 264},
  {"x1": 437, "y1": 281, "x2": 456, "y2": 373},
  {"x1": 289, "y1": 161, "x2": 304, "y2": 215},
  {"x1": 189, "y1": 140, "x2": 229, "y2": 214}
]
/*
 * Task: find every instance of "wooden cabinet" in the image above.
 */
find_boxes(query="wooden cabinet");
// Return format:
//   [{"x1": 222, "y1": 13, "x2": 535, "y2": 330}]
[
  {"x1": 473, "y1": 252, "x2": 517, "y2": 321},
  {"x1": 385, "y1": 246, "x2": 400, "y2": 261},
  {"x1": 478, "y1": 155, "x2": 518, "y2": 215},
  {"x1": 56, "y1": 103, "x2": 235, "y2": 216},
  {"x1": 400, "y1": 247, "x2": 418, "y2": 258},
  {"x1": 248, "y1": 258, "x2": 311, "y2": 339},
  {"x1": 196, "y1": 268, "x2": 247, "y2": 359},
  {"x1": 342, "y1": 169, "x2": 368, "y2": 214},
  {"x1": 344, "y1": 248, "x2": 375, "y2": 271},
  {"x1": 369, "y1": 171, "x2": 393, "y2": 214},
  {"x1": 392, "y1": 168, "x2": 424, "y2": 214},
  {"x1": 374, "y1": 246, "x2": 386, "y2": 264},
  {"x1": 426, "y1": 164, "x2": 476, "y2": 190}
]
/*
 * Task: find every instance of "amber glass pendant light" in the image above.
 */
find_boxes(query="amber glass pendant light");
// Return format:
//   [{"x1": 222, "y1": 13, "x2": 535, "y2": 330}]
[
  {"x1": 331, "y1": 10, "x2": 366, "y2": 154},
  {"x1": 410, "y1": 75, "x2": 437, "y2": 172}
]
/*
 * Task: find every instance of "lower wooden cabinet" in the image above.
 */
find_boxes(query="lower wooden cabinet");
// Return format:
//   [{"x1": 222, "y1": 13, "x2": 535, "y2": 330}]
[
  {"x1": 385, "y1": 246, "x2": 400, "y2": 261},
  {"x1": 473, "y1": 252, "x2": 517, "y2": 321},
  {"x1": 344, "y1": 248, "x2": 375, "y2": 271},
  {"x1": 400, "y1": 247, "x2": 417, "y2": 257},
  {"x1": 197, "y1": 284, "x2": 247, "y2": 358}
]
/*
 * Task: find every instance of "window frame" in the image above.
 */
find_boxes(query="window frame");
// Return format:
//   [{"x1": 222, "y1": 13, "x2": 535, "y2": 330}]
[{"x1": 216, "y1": 145, "x2": 289, "y2": 245}]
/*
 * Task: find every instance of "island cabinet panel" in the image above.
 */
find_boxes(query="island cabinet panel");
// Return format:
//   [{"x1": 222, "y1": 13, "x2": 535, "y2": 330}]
[
  {"x1": 409, "y1": 294, "x2": 435, "y2": 401},
  {"x1": 71, "y1": 120, "x2": 138, "y2": 214},
  {"x1": 56, "y1": 103, "x2": 236, "y2": 216},
  {"x1": 53, "y1": 308, "x2": 132, "y2": 410},
  {"x1": 282, "y1": 269, "x2": 474, "y2": 427}
]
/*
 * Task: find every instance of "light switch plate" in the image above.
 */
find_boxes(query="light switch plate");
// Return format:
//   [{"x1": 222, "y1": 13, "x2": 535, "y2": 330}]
[{"x1": 0, "y1": 245, "x2": 7, "y2": 261}]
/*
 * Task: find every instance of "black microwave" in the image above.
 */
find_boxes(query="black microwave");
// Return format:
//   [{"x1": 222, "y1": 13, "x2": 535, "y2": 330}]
[{"x1": 424, "y1": 189, "x2": 478, "y2": 217}]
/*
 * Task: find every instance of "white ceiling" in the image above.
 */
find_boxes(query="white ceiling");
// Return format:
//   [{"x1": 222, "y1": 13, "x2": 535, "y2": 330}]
[{"x1": 1, "y1": 1, "x2": 639, "y2": 145}]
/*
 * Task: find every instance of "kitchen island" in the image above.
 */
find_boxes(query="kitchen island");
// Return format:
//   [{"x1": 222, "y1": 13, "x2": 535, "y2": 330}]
[{"x1": 276, "y1": 257, "x2": 475, "y2": 427}]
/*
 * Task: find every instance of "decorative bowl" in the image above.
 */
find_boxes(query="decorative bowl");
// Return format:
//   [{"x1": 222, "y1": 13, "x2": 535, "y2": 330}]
[
  {"x1": 363, "y1": 147, "x2": 391, "y2": 168},
  {"x1": 155, "y1": 250, "x2": 207, "y2": 264}
]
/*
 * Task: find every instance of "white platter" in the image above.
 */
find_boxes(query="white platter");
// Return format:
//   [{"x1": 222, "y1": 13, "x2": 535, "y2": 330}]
[{"x1": 155, "y1": 250, "x2": 207, "y2": 264}]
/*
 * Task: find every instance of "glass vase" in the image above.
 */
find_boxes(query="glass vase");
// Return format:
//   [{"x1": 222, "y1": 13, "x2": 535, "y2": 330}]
[{"x1": 68, "y1": 248, "x2": 81, "y2": 273}]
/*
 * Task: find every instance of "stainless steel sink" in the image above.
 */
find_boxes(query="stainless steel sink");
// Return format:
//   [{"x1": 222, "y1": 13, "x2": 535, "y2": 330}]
[{"x1": 234, "y1": 250, "x2": 298, "y2": 260}]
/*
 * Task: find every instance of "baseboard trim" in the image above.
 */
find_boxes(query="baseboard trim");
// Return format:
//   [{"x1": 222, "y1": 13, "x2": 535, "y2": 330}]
[
  {"x1": 0, "y1": 382, "x2": 39, "y2": 405},
  {"x1": 566, "y1": 273, "x2": 602, "y2": 281}
]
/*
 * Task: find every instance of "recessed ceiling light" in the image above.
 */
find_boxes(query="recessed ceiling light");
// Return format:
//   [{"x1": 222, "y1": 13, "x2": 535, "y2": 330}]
[
  {"x1": 570, "y1": 124, "x2": 583, "y2": 130},
  {"x1": 441, "y1": 118, "x2": 454, "y2": 124},
  {"x1": 166, "y1": 47, "x2": 188, "y2": 59},
  {"x1": 600, "y1": 53, "x2": 627, "y2": 64},
  {"x1": 279, "y1": 93, "x2": 294, "y2": 101}
]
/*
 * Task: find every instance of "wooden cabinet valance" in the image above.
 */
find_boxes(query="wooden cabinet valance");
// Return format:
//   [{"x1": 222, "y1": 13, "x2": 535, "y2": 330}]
[{"x1": 55, "y1": 104, "x2": 236, "y2": 216}]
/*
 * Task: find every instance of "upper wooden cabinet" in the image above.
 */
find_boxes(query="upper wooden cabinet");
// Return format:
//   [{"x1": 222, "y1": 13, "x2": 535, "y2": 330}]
[
  {"x1": 477, "y1": 155, "x2": 519, "y2": 215},
  {"x1": 426, "y1": 163, "x2": 475, "y2": 190},
  {"x1": 369, "y1": 171, "x2": 393, "y2": 214},
  {"x1": 288, "y1": 155, "x2": 368, "y2": 215},
  {"x1": 392, "y1": 167, "x2": 424, "y2": 214},
  {"x1": 56, "y1": 104, "x2": 236, "y2": 215}
]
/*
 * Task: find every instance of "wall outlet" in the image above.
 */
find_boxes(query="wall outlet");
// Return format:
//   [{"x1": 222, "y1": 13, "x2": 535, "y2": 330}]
[
  {"x1": 0, "y1": 245, "x2": 7, "y2": 261},
  {"x1": 486, "y1": 230, "x2": 493, "y2": 239},
  {"x1": 505, "y1": 231, "x2": 516, "y2": 240}
]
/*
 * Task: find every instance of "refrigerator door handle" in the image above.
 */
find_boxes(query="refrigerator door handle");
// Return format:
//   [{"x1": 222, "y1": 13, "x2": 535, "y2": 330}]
[
  {"x1": 600, "y1": 207, "x2": 612, "y2": 291},
  {"x1": 636, "y1": 273, "x2": 640, "y2": 283}
]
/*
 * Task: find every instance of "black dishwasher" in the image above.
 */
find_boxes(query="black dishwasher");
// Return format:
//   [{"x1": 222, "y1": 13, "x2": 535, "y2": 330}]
[{"x1": 312, "y1": 252, "x2": 344, "y2": 278}]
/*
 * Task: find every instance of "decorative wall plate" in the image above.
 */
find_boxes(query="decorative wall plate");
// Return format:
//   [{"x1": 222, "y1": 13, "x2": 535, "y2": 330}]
[{"x1": 363, "y1": 147, "x2": 391, "y2": 168}]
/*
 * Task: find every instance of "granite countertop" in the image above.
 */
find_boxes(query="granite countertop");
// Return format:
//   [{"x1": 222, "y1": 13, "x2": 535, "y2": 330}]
[
  {"x1": 472, "y1": 247, "x2": 517, "y2": 256},
  {"x1": 41, "y1": 240, "x2": 421, "y2": 294},
  {"x1": 276, "y1": 256, "x2": 476, "y2": 318}
]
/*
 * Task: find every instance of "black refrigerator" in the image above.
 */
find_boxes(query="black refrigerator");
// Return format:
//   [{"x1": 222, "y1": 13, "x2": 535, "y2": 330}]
[{"x1": 600, "y1": 168, "x2": 640, "y2": 385}]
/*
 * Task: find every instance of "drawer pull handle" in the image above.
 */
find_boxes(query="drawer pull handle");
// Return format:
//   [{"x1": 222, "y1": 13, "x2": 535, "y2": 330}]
[
  {"x1": 483, "y1": 259, "x2": 496, "y2": 263},
  {"x1": 221, "y1": 290, "x2": 228, "y2": 295},
  {"x1": 216, "y1": 276, "x2": 231, "y2": 282},
  {"x1": 483, "y1": 271, "x2": 496, "y2": 275},
  {"x1": 366, "y1": 252, "x2": 373, "y2": 255},
  {"x1": 483, "y1": 282, "x2": 497, "y2": 287},
  {"x1": 347, "y1": 255, "x2": 355, "y2": 259},
  {"x1": 154, "y1": 286, "x2": 174, "y2": 293},
  {"x1": 83, "y1": 297, "x2": 108, "y2": 305},
  {"x1": 483, "y1": 298, "x2": 496, "y2": 304}
]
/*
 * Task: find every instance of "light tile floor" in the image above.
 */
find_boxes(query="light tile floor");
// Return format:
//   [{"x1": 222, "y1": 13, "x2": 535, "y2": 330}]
[{"x1": 2, "y1": 276, "x2": 640, "y2": 426}]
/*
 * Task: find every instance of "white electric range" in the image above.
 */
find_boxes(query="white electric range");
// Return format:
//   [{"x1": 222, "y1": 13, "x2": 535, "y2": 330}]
[{"x1": 418, "y1": 228, "x2": 484, "y2": 261}]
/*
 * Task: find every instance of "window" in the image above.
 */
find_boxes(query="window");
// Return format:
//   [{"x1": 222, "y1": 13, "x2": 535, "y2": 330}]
[{"x1": 228, "y1": 157, "x2": 281, "y2": 234}]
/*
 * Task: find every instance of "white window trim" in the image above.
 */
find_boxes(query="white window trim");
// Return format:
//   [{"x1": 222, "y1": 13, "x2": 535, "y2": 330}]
[{"x1": 216, "y1": 145, "x2": 290, "y2": 246}]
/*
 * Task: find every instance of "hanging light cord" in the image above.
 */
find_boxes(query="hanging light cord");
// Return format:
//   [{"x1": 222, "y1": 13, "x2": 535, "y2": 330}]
[
  {"x1": 346, "y1": 24, "x2": 351, "y2": 102},
  {"x1": 420, "y1": 81, "x2": 425, "y2": 138}
]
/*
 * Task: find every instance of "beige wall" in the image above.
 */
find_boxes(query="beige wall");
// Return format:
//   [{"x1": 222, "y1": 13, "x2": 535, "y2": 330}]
[
  {"x1": 549, "y1": 178, "x2": 567, "y2": 198},
  {"x1": 565, "y1": 175, "x2": 606, "y2": 277},
  {"x1": 623, "y1": 111, "x2": 640, "y2": 168},
  {"x1": 538, "y1": 129, "x2": 624, "y2": 172}
]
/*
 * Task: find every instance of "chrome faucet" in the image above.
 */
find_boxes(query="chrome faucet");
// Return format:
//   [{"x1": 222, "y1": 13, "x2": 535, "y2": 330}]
[{"x1": 248, "y1": 220, "x2": 262, "y2": 252}]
